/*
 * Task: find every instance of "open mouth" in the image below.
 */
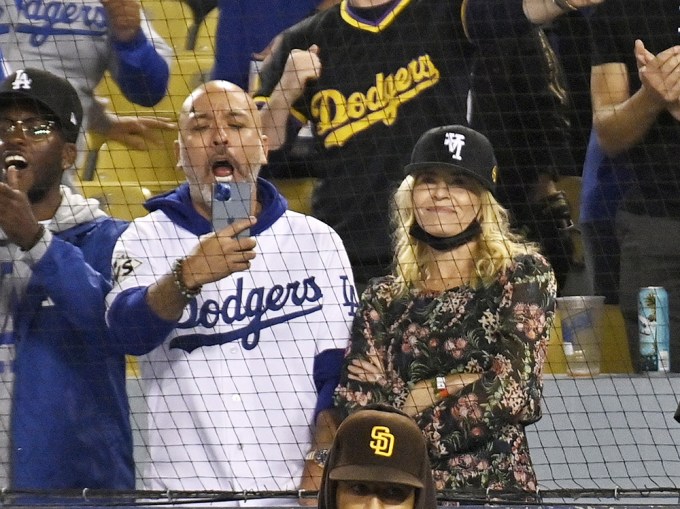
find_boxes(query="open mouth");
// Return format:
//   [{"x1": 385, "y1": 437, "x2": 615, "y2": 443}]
[
  {"x1": 212, "y1": 159, "x2": 234, "y2": 182},
  {"x1": 4, "y1": 154, "x2": 28, "y2": 171}
]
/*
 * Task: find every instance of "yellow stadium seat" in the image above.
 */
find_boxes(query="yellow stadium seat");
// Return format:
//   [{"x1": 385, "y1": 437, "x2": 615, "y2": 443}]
[
  {"x1": 82, "y1": 1, "x2": 218, "y2": 213},
  {"x1": 87, "y1": 3, "x2": 315, "y2": 221},
  {"x1": 141, "y1": 0, "x2": 218, "y2": 54},
  {"x1": 545, "y1": 304, "x2": 634, "y2": 375},
  {"x1": 76, "y1": 129, "x2": 182, "y2": 220},
  {"x1": 270, "y1": 178, "x2": 316, "y2": 216}
]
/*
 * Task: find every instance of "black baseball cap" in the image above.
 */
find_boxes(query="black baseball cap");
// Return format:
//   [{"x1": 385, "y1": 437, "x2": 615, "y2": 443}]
[
  {"x1": 0, "y1": 68, "x2": 83, "y2": 143},
  {"x1": 329, "y1": 407, "x2": 429, "y2": 488},
  {"x1": 404, "y1": 125, "x2": 498, "y2": 192}
]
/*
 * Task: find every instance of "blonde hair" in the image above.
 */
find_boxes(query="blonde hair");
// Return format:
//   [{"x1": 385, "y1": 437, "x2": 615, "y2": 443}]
[{"x1": 391, "y1": 175, "x2": 539, "y2": 292}]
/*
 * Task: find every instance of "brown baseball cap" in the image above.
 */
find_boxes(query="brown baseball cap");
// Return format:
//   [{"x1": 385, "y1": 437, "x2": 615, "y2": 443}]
[{"x1": 329, "y1": 407, "x2": 428, "y2": 488}]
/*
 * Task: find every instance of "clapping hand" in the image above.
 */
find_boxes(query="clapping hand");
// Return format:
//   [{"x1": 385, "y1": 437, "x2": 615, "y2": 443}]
[{"x1": 635, "y1": 39, "x2": 680, "y2": 121}]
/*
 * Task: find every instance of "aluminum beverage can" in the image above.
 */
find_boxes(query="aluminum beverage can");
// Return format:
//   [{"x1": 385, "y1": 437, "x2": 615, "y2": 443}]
[{"x1": 638, "y1": 287, "x2": 670, "y2": 372}]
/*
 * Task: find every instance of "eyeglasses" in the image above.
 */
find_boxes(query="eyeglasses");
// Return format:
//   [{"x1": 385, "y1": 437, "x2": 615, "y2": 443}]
[{"x1": 0, "y1": 118, "x2": 58, "y2": 140}]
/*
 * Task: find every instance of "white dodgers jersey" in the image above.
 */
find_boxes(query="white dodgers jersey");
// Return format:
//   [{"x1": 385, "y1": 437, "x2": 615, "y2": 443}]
[{"x1": 108, "y1": 208, "x2": 357, "y2": 496}]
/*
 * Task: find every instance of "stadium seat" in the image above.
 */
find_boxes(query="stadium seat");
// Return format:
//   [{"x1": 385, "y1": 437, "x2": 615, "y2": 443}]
[
  {"x1": 543, "y1": 176, "x2": 633, "y2": 374},
  {"x1": 270, "y1": 178, "x2": 316, "y2": 216},
  {"x1": 76, "y1": 131, "x2": 182, "y2": 220},
  {"x1": 140, "y1": 0, "x2": 217, "y2": 54},
  {"x1": 80, "y1": 0, "x2": 217, "y2": 216}
]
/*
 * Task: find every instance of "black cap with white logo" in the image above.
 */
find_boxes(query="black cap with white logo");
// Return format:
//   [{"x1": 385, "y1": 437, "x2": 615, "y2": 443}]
[
  {"x1": 404, "y1": 124, "x2": 498, "y2": 192},
  {"x1": 0, "y1": 68, "x2": 83, "y2": 143}
]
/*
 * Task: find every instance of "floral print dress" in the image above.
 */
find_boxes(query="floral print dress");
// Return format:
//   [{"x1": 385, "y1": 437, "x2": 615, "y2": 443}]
[{"x1": 335, "y1": 253, "x2": 556, "y2": 494}]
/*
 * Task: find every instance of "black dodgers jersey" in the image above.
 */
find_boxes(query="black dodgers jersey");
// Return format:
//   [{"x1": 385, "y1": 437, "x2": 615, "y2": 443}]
[{"x1": 256, "y1": 0, "x2": 474, "y2": 265}]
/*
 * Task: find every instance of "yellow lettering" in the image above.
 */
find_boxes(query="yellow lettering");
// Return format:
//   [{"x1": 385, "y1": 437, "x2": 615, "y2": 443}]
[
  {"x1": 347, "y1": 92, "x2": 367, "y2": 120},
  {"x1": 393, "y1": 67, "x2": 412, "y2": 93},
  {"x1": 380, "y1": 74, "x2": 399, "y2": 126},
  {"x1": 310, "y1": 54, "x2": 442, "y2": 148},
  {"x1": 311, "y1": 90, "x2": 348, "y2": 136}
]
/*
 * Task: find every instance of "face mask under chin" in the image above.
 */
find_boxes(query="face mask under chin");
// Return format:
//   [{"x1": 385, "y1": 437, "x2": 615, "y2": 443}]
[{"x1": 409, "y1": 219, "x2": 482, "y2": 251}]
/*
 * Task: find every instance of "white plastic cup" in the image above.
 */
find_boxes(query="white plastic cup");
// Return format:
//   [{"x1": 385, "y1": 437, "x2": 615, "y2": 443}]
[{"x1": 556, "y1": 296, "x2": 606, "y2": 377}]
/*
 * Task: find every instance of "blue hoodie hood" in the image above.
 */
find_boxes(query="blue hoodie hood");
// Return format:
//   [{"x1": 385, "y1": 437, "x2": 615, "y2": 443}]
[{"x1": 143, "y1": 178, "x2": 288, "y2": 236}]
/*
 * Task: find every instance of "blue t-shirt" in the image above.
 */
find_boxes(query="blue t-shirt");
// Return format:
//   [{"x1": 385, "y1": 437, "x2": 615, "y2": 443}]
[
  {"x1": 579, "y1": 130, "x2": 633, "y2": 223},
  {"x1": 211, "y1": 0, "x2": 319, "y2": 88}
]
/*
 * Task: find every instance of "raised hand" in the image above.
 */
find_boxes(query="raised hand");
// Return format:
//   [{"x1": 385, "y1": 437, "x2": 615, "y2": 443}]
[
  {"x1": 101, "y1": 0, "x2": 141, "y2": 43},
  {"x1": 634, "y1": 39, "x2": 680, "y2": 105},
  {"x1": 635, "y1": 39, "x2": 680, "y2": 121},
  {"x1": 0, "y1": 167, "x2": 42, "y2": 250},
  {"x1": 278, "y1": 45, "x2": 322, "y2": 106},
  {"x1": 105, "y1": 113, "x2": 176, "y2": 151}
]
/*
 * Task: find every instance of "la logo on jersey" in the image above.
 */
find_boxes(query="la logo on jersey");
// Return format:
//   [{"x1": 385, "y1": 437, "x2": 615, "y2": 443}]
[
  {"x1": 11, "y1": 70, "x2": 32, "y2": 91},
  {"x1": 444, "y1": 132, "x2": 465, "y2": 161}
]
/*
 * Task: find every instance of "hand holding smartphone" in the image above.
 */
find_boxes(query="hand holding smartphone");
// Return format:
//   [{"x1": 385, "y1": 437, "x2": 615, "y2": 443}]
[{"x1": 212, "y1": 181, "x2": 253, "y2": 238}]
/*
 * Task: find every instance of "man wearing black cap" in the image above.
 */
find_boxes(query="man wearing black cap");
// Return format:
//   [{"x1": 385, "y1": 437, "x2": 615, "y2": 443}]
[
  {"x1": 0, "y1": 68, "x2": 133, "y2": 490},
  {"x1": 317, "y1": 404, "x2": 437, "y2": 509}
]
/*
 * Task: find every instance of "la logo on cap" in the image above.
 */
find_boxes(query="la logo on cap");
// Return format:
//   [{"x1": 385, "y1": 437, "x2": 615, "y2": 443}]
[
  {"x1": 369, "y1": 425, "x2": 395, "y2": 457},
  {"x1": 444, "y1": 132, "x2": 465, "y2": 161},
  {"x1": 11, "y1": 70, "x2": 32, "y2": 91}
]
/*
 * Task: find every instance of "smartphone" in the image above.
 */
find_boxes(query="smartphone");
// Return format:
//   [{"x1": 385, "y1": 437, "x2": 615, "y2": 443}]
[{"x1": 212, "y1": 181, "x2": 253, "y2": 238}]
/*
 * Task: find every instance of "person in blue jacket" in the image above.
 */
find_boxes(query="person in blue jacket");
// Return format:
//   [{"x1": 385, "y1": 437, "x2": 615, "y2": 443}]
[{"x1": 0, "y1": 68, "x2": 131, "y2": 489}]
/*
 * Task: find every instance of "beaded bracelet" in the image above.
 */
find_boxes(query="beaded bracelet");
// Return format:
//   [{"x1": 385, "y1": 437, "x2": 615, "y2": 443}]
[
  {"x1": 171, "y1": 257, "x2": 202, "y2": 300},
  {"x1": 305, "y1": 448, "x2": 329, "y2": 468},
  {"x1": 553, "y1": 0, "x2": 577, "y2": 12}
]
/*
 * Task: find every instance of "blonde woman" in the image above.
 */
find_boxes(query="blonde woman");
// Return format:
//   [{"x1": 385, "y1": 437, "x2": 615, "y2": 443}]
[{"x1": 335, "y1": 125, "x2": 556, "y2": 496}]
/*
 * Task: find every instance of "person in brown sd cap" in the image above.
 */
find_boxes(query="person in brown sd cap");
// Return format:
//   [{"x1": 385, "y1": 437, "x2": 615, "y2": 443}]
[
  {"x1": 335, "y1": 125, "x2": 556, "y2": 495},
  {"x1": 318, "y1": 404, "x2": 436, "y2": 509}
]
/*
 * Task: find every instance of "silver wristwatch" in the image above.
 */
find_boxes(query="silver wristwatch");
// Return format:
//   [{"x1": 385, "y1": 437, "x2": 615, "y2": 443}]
[{"x1": 305, "y1": 448, "x2": 329, "y2": 468}]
